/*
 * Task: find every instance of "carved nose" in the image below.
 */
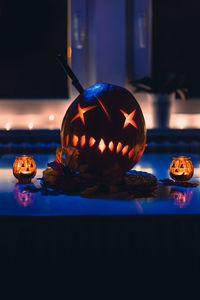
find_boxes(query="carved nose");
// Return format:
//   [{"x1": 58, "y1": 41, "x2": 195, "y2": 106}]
[
  {"x1": 27, "y1": 168, "x2": 29, "y2": 171},
  {"x1": 175, "y1": 169, "x2": 179, "y2": 173}
]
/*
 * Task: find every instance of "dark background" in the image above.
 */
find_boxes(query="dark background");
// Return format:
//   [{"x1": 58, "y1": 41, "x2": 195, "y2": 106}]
[
  {"x1": 0, "y1": 0, "x2": 68, "y2": 98},
  {"x1": 153, "y1": 0, "x2": 200, "y2": 98},
  {"x1": 0, "y1": 0, "x2": 200, "y2": 98}
]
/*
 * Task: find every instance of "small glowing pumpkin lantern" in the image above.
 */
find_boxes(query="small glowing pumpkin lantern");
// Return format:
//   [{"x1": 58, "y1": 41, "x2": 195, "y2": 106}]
[
  {"x1": 13, "y1": 155, "x2": 37, "y2": 184},
  {"x1": 169, "y1": 156, "x2": 194, "y2": 182},
  {"x1": 61, "y1": 83, "x2": 146, "y2": 174}
]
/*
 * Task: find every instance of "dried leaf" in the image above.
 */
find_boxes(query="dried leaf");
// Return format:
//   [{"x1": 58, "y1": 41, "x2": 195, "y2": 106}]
[
  {"x1": 56, "y1": 146, "x2": 80, "y2": 173},
  {"x1": 56, "y1": 146, "x2": 63, "y2": 164},
  {"x1": 43, "y1": 168, "x2": 62, "y2": 186}
]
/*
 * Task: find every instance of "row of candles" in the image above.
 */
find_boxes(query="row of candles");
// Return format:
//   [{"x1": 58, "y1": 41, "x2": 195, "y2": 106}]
[{"x1": 4, "y1": 115, "x2": 56, "y2": 131}]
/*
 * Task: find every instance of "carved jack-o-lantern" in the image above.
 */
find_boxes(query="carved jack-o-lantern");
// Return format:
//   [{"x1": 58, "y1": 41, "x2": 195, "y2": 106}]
[
  {"x1": 13, "y1": 155, "x2": 37, "y2": 184},
  {"x1": 13, "y1": 184, "x2": 36, "y2": 207},
  {"x1": 169, "y1": 156, "x2": 194, "y2": 182},
  {"x1": 61, "y1": 83, "x2": 146, "y2": 174}
]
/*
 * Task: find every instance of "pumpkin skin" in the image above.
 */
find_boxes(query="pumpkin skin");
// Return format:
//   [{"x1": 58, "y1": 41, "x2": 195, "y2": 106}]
[
  {"x1": 169, "y1": 156, "x2": 193, "y2": 182},
  {"x1": 13, "y1": 155, "x2": 37, "y2": 184},
  {"x1": 61, "y1": 83, "x2": 146, "y2": 174}
]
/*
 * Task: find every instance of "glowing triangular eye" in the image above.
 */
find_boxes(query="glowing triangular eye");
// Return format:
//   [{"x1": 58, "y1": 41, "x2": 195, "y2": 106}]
[
  {"x1": 71, "y1": 103, "x2": 97, "y2": 125},
  {"x1": 120, "y1": 109, "x2": 138, "y2": 129}
]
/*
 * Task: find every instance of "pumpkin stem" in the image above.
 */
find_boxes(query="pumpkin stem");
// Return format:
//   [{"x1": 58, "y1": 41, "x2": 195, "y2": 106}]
[{"x1": 56, "y1": 53, "x2": 84, "y2": 94}]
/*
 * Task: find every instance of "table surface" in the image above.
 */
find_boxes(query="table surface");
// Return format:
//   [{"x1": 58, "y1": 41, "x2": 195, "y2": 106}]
[{"x1": 1, "y1": 153, "x2": 200, "y2": 216}]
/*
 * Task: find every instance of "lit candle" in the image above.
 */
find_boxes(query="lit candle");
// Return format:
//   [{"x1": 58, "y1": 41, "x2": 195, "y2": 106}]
[
  {"x1": 169, "y1": 156, "x2": 194, "y2": 182},
  {"x1": 13, "y1": 155, "x2": 37, "y2": 184}
]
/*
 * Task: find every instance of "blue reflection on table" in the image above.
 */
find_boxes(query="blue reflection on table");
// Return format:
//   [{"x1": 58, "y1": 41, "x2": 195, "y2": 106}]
[{"x1": 0, "y1": 153, "x2": 200, "y2": 216}]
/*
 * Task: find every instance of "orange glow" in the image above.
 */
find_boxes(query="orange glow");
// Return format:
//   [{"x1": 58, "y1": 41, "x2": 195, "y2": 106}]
[
  {"x1": 49, "y1": 114, "x2": 55, "y2": 121},
  {"x1": 89, "y1": 137, "x2": 96, "y2": 147},
  {"x1": 171, "y1": 190, "x2": 193, "y2": 208},
  {"x1": 14, "y1": 185, "x2": 36, "y2": 208},
  {"x1": 128, "y1": 148, "x2": 134, "y2": 159},
  {"x1": 13, "y1": 155, "x2": 37, "y2": 184},
  {"x1": 96, "y1": 97, "x2": 111, "y2": 120},
  {"x1": 174, "y1": 116, "x2": 187, "y2": 129},
  {"x1": 56, "y1": 146, "x2": 63, "y2": 164},
  {"x1": 98, "y1": 139, "x2": 106, "y2": 153},
  {"x1": 73, "y1": 135, "x2": 79, "y2": 146},
  {"x1": 67, "y1": 47, "x2": 72, "y2": 58},
  {"x1": 80, "y1": 135, "x2": 86, "y2": 147},
  {"x1": 28, "y1": 122, "x2": 34, "y2": 130},
  {"x1": 169, "y1": 156, "x2": 194, "y2": 182},
  {"x1": 71, "y1": 103, "x2": 96, "y2": 125},
  {"x1": 108, "y1": 141, "x2": 114, "y2": 151},
  {"x1": 120, "y1": 109, "x2": 137, "y2": 129},
  {"x1": 122, "y1": 145, "x2": 129, "y2": 155},
  {"x1": 66, "y1": 134, "x2": 69, "y2": 146},
  {"x1": 116, "y1": 142, "x2": 123, "y2": 153},
  {"x1": 5, "y1": 122, "x2": 11, "y2": 131}
]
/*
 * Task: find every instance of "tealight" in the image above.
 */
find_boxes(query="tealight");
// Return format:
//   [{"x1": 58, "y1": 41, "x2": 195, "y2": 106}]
[
  {"x1": 169, "y1": 156, "x2": 193, "y2": 182},
  {"x1": 13, "y1": 155, "x2": 37, "y2": 184}
]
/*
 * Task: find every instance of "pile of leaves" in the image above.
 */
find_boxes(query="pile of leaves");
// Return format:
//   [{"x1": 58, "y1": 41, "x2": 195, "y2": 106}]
[
  {"x1": 41, "y1": 146, "x2": 158, "y2": 199},
  {"x1": 160, "y1": 178, "x2": 199, "y2": 188}
]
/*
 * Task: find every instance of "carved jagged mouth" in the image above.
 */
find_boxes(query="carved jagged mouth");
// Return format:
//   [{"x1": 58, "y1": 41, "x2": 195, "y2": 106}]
[
  {"x1": 66, "y1": 134, "x2": 135, "y2": 159},
  {"x1": 19, "y1": 171, "x2": 35, "y2": 177}
]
